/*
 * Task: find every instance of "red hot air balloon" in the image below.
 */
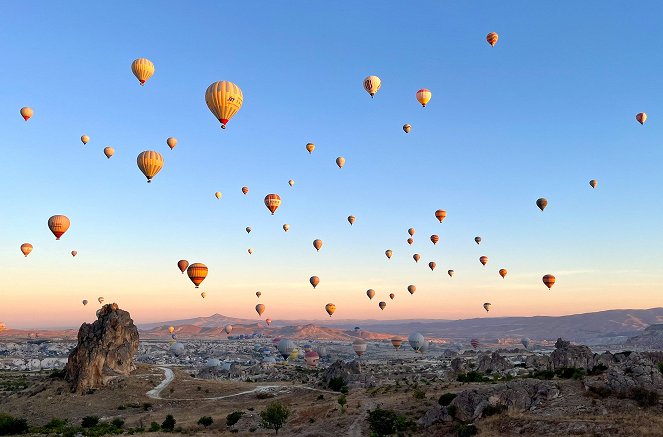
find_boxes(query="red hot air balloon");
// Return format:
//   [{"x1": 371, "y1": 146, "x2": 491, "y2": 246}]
[
  {"x1": 479, "y1": 256, "x2": 488, "y2": 266},
  {"x1": 264, "y1": 194, "x2": 281, "y2": 215},
  {"x1": 435, "y1": 209, "x2": 447, "y2": 223},
  {"x1": 177, "y1": 260, "x2": 189, "y2": 274},
  {"x1": 430, "y1": 235, "x2": 439, "y2": 245},
  {"x1": 543, "y1": 274, "x2": 556, "y2": 289}
]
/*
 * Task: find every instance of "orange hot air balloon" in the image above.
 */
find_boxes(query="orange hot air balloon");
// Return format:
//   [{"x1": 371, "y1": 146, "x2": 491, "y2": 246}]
[
  {"x1": 403, "y1": 124, "x2": 411, "y2": 133},
  {"x1": 20, "y1": 107, "x2": 33, "y2": 121},
  {"x1": 336, "y1": 156, "x2": 345, "y2": 169},
  {"x1": 177, "y1": 259, "x2": 189, "y2": 274},
  {"x1": 131, "y1": 58, "x2": 155, "y2": 85},
  {"x1": 325, "y1": 303, "x2": 336, "y2": 317},
  {"x1": 137, "y1": 151, "x2": 164, "y2": 183},
  {"x1": 348, "y1": 215, "x2": 355, "y2": 225},
  {"x1": 187, "y1": 263, "x2": 208, "y2": 288},
  {"x1": 166, "y1": 137, "x2": 177, "y2": 150},
  {"x1": 413, "y1": 254, "x2": 421, "y2": 263},
  {"x1": 499, "y1": 268, "x2": 507, "y2": 278},
  {"x1": 256, "y1": 304, "x2": 265, "y2": 316},
  {"x1": 313, "y1": 239, "x2": 323, "y2": 251},
  {"x1": 20, "y1": 243, "x2": 33, "y2": 257},
  {"x1": 590, "y1": 180, "x2": 597, "y2": 189},
  {"x1": 215, "y1": 192, "x2": 222, "y2": 199},
  {"x1": 264, "y1": 194, "x2": 281, "y2": 215},
  {"x1": 205, "y1": 81, "x2": 243, "y2": 129},
  {"x1": 378, "y1": 301, "x2": 387, "y2": 311},
  {"x1": 366, "y1": 289, "x2": 375, "y2": 300},
  {"x1": 310, "y1": 276, "x2": 320, "y2": 288},
  {"x1": 636, "y1": 112, "x2": 647, "y2": 125},
  {"x1": 200, "y1": 291, "x2": 207, "y2": 299},
  {"x1": 306, "y1": 143, "x2": 315, "y2": 154},
  {"x1": 448, "y1": 269, "x2": 454, "y2": 277},
  {"x1": 479, "y1": 256, "x2": 488, "y2": 266},
  {"x1": 536, "y1": 198, "x2": 548, "y2": 211},
  {"x1": 416, "y1": 89, "x2": 432, "y2": 107},
  {"x1": 104, "y1": 147, "x2": 114, "y2": 159},
  {"x1": 385, "y1": 249, "x2": 393, "y2": 259},
  {"x1": 543, "y1": 274, "x2": 556, "y2": 289},
  {"x1": 428, "y1": 261, "x2": 436, "y2": 271},
  {"x1": 248, "y1": 248, "x2": 253, "y2": 254},
  {"x1": 283, "y1": 224, "x2": 289, "y2": 232},
  {"x1": 407, "y1": 238, "x2": 413, "y2": 245},
  {"x1": 435, "y1": 209, "x2": 447, "y2": 222},
  {"x1": 81, "y1": 135, "x2": 90, "y2": 145},
  {"x1": 408, "y1": 228, "x2": 415, "y2": 236},
  {"x1": 407, "y1": 285, "x2": 416, "y2": 295},
  {"x1": 48, "y1": 215, "x2": 70, "y2": 240},
  {"x1": 246, "y1": 227, "x2": 252, "y2": 234},
  {"x1": 71, "y1": 250, "x2": 77, "y2": 257},
  {"x1": 486, "y1": 32, "x2": 499, "y2": 47},
  {"x1": 242, "y1": 186, "x2": 249, "y2": 195},
  {"x1": 389, "y1": 293, "x2": 395, "y2": 300},
  {"x1": 430, "y1": 235, "x2": 439, "y2": 245}
]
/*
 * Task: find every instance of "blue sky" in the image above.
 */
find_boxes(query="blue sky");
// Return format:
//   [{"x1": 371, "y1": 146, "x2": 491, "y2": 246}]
[{"x1": 1, "y1": 2, "x2": 662, "y2": 328}]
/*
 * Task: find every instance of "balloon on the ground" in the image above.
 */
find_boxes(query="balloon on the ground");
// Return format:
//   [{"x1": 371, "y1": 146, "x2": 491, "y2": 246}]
[{"x1": 408, "y1": 332, "x2": 425, "y2": 352}]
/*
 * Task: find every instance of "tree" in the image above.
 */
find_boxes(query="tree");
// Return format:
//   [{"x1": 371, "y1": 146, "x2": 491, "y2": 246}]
[
  {"x1": 338, "y1": 394, "x2": 347, "y2": 411},
  {"x1": 226, "y1": 411, "x2": 244, "y2": 427},
  {"x1": 197, "y1": 416, "x2": 213, "y2": 427},
  {"x1": 260, "y1": 401, "x2": 290, "y2": 434},
  {"x1": 161, "y1": 414, "x2": 176, "y2": 432},
  {"x1": 81, "y1": 416, "x2": 99, "y2": 428},
  {"x1": 366, "y1": 408, "x2": 414, "y2": 436}
]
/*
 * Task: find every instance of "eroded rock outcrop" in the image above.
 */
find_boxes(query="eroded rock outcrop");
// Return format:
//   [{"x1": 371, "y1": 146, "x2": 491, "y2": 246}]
[
  {"x1": 477, "y1": 351, "x2": 513, "y2": 373},
  {"x1": 583, "y1": 351, "x2": 663, "y2": 397},
  {"x1": 64, "y1": 303, "x2": 139, "y2": 393},
  {"x1": 550, "y1": 338, "x2": 595, "y2": 370}
]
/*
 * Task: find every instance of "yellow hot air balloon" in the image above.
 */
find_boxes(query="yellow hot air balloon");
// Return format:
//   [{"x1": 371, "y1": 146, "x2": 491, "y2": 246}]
[
  {"x1": 131, "y1": 58, "x2": 155, "y2": 85},
  {"x1": 137, "y1": 150, "x2": 164, "y2": 183},
  {"x1": 310, "y1": 276, "x2": 320, "y2": 288},
  {"x1": 416, "y1": 89, "x2": 432, "y2": 107},
  {"x1": 215, "y1": 192, "x2": 222, "y2": 199},
  {"x1": 486, "y1": 32, "x2": 499, "y2": 47},
  {"x1": 81, "y1": 135, "x2": 90, "y2": 145},
  {"x1": 313, "y1": 239, "x2": 323, "y2": 251},
  {"x1": 168, "y1": 326, "x2": 175, "y2": 334},
  {"x1": 187, "y1": 263, "x2": 208, "y2": 288},
  {"x1": 256, "y1": 304, "x2": 265, "y2": 316},
  {"x1": 205, "y1": 81, "x2": 243, "y2": 129},
  {"x1": 403, "y1": 124, "x2": 411, "y2": 133},
  {"x1": 288, "y1": 179, "x2": 294, "y2": 187},
  {"x1": 200, "y1": 291, "x2": 207, "y2": 299},
  {"x1": 336, "y1": 157, "x2": 345, "y2": 169},
  {"x1": 166, "y1": 137, "x2": 177, "y2": 150},
  {"x1": 363, "y1": 75, "x2": 381, "y2": 97},
  {"x1": 499, "y1": 268, "x2": 507, "y2": 278},
  {"x1": 104, "y1": 147, "x2": 114, "y2": 159},
  {"x1": 348, "y1": 215, "x2": 355, "y2": 225},
  {"x1": 306, "y1": 143, "x2": 315, "y2": 154},
  {"x1": 20, "y1": 107, "x2": 33, "y2": 121},
  {"x1": 385, "y1": 249, "x2": 393, "y2": 259},
  {"x1": 325, "y1": 303, "x2": 336, "y2": 317},
  {"x1": 20, "y1": 243, "x2": 33, "y2": 257},
  {"x1": 48, "y1": 215, "x2": 70, "y2": 240}
]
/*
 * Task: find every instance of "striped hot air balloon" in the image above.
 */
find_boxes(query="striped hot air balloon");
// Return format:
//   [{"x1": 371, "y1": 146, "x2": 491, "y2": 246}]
[
  {"x1": 187, "y1": 263, "x2": 208, "y2": 288},
  {"x1": 136, "y1": 151, "x2": 164, "y2": 183},
  {"x1": 416, "y1": 89, "x2": 432, "y2": 107},
  {"x1": 205, "y1": 81, "x2": 243, "y2": 129},
  {"x1": 486, "y1": 32, "x2": 499, "y2": 47},
  {"x1": 131, "y1": 58, "x2": 155, "y2": 85},
  {"x1": 479, "y1": 256, "x2": 488, "y2": 266},
  {"x1": 435, "y1": 209, "x2": 447, "y2": 222},
  {"x1": 499, "y1": 269, "x2": 507, "y2": 278},
  {"x1": 430, "y1": 235, "x2": 439, "y2": 245},
  {"x1": 264, "y1": 194, "x2": 281, "y2": 215},
  {"x1": 542, "y1": 274, "x2": 556, "y2": 289}
]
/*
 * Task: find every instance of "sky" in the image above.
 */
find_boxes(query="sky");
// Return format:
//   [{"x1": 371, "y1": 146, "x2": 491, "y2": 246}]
[{"x1": 1, "y1": 2, "x2": 662, "y2": 328}]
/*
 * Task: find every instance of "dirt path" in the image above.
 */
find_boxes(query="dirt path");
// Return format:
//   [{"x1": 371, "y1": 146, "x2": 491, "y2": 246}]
[{"x1": 347, "y1": 399, "x2": 376, "y2": 436}]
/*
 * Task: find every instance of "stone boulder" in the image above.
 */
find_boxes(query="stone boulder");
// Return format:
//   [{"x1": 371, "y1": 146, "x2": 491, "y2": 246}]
[
  {"x1": 584, "y1": 352, "x2": 663, "y2": 397},
  {"x1": 476, "y1": 351, "x2": 513, "y2": 374},
  {"x1": 417, "y1": 405, "x2": 453, "y2": 427},
  {"x1": 550, "y1": 338, "x2": 595, "y2": 370},
  {"x1": 321, "y1": 359, "x2": 361, "y2": 385},
  {"x1": 65, "y1": 303, "x2": 139, "y2": 393},
  {"x1": 525, "y1": 354, "x2": 551, "y2": 371}
]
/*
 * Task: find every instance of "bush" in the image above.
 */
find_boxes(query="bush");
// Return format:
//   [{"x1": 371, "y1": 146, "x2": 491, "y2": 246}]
[
  {"x1": 256, "y1": 392, "x2": 275, "y2": 399},
  {"x1": 197, "y1": 416, "x2": 213, "y2": 427},
  {"x1": 43, "y1": 418, "x2": 68, "y2": 432},
  {"x1": 454, "y1": 423, "x2": 478, "y2": 437},
  {"x1": 112, "y1": 418, "x2": 125, "y2": 429},
  {"x1": 143, "y1": 402, "x2": 153, "y2": 411},
  {"x1": 658, "y1": 362, "x2": 663, "y2": 374},
  {"x1": 366, "y1": 408, "x2": 415, "y2": 436},
  {"x1": 340, "y1": 385, "x2": 349, "y2": 395},
  {"x1": 412, "y1": 387, "x2": 426, "y2": 399},
  {"x1": 529, "y1": 370, "x2": 555, "y2": 380},
  {"x1": 630, "y1": 387, "x2": 659, "y2": 407},
  {"x1": 82, "y1": 416, "x2": 100, "y2": 428},
  {"x1": 316, "y1": 394, "x2": 324, "y2": 400},
  {"x1": 161, "y1": 415, "x2": 176, "y2": 432},
  {"x1": 447, "y1": 405, "x2": 458, "y2": 418},
  {"x1": 260, "y1": 401, "x2": 290, "y2": 434},
  {"x1": 588, "y1": 364, "x2": 608, "y2": 375},
  {"x1": 0, "y1": 414, "x2": 29, "y2": 435},
  {"x1": 49, "y1": 368, "x2": 66, "y2": 379},
  {"x1": 337, "y1": 394, "x2": 347, "y2": 410},
  {"x1": 482, "y1": 404, "x2": 507, "y2": 417},
  {"x1": 149, "y1": 422, "x2": 160, "y2": 432},
  {"x1": 328, "y1": 377, "x2": 346, "y2": 392},
  {"x1": 438, "y1": 392, "x2": 457, "y2": 406},
  {"x1": 555, "y1": 367, "x2": 585, "y2": 380},
  {"x1": 226, "y1": 411, "x2": 244, "y2": 427},
  {"x1": 456, "y1": 371, "x2": 489, "y2": 383}
]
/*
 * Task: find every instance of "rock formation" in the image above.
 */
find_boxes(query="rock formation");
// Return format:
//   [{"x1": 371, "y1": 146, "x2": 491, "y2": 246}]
[
  {"x1": 65, "y1": 303, "x2": 139, "y2": 393},
  {"x1": 625, "y1": 324, "x2": 663, "y2": 349},
  {"x1": 583, "y1": 351, "x2": 663, "y2": 397},
  {"x1": 476, "y1": 351, "x2": 513, "y2": 373}
]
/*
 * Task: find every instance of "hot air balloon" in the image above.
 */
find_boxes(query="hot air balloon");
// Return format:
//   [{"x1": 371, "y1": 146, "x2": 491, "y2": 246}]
[
  {"x1": 429, "y1": 261, "x2": 436, "y2": 271},
  {"x1": 480, "y1": 256, "x2": 488, "y2": 266},
  {"x1": 215, "y1": 192, "x2": 222, "y2": 199},
  {"x1": 385, "y1": 249, "x2": 393, "y2": 259},
  {"x1": 20, "y1": 243, "x2": 33, "y2": 257},
  {"x1": 430, "y1": 235, "x2": 439, "y2": 245},
  {"x1": 590, "y1": 180, "x2": 597, "y2": 189},
  {"x1": 288, "y1": 179, "x2": 294, "y2": 187},
  {"x1": 313, "y1": 239, "x2": 323, "y2": 251},
  {"x1": 200, "y1": 291, "x2": 207, "y2": 298},
  {"x1": 283, "y1": 224, "x2": 289, "y2": 232},
  {"x1": 486, "y1": 32, "x2": 499, "y2": 47},
  {"x1": 378, "y1": 301, "x2": 387, "y2": 310},
  {"x1": 98, "y1": 297, "x2": 104, "y2": 304},
  {"x1": 177, "y1": 260, "x2": 189, "y2": 274},
  {"x1": 448, "y1": 270, "x2": 454, "y2": 277},
  {"x1": 264, "y1": 194, "x2": 281, "y2": 215},
  {"x1": 336, "y1": 157, "x2": 345, "y2": 169},
  {"x1": 413, "y1": 254, "x2": 421, "y2": 263},
  {"x1": 636, "y1": 112, "x2": 647, "y2": 125},
  {"x1": 536, "y1": 198, "x2": 548, "y2": 211},
  {"x1": 277, "y1": 339, "x2": 295, "y2": 360},
  {"x1": 325, "y1": 303, "x2": 336, "y2": 317},
  {"x1": 352, "y1": 338, "x2": 367, "y2": 357},
  {"x1": 408, "y1": 332, "x2": 425, "y2": 352},
  {"x1": 248, "y1": 248, "x2": 253, "y2": 254},
  {"x1": 363, "y1": 75, "x2": 381, "y2": 97},
  {"x1": 81, "y1": 135, "x2": 90, "y2": 145},
  {"x1": 20, "y1": 107, "x2": 33, "y2": 121},
  {"x1": 241, "y1": 186, "x2": 249, "y2": 195},
  {"x1": 391, "y1": 337, "x2": 403, "y2": 349},
  {"x1": 265, "y1": 318, "x2": 272, "y2": 326},
  {"x1": 187, "y1": 263, "x2": 208, "y2": 288},
  {"x1": 168, "y1": 326, "x2": 175, "y2": 334},
  {"x1": 542, "y1": 274, "x2": 556, "y2": 289},
  {"x1": 483, "y1": 302, "x2": 491, "y2": 312},
  {"x1": 470, "y1": 338, "x2": 480, "y2": 349},
  {"x1": 71, "y1": 250, "x2": 77, "y2": 257},
  {"x1": 131, "y1": 58, "x2": 155, "y2": 85},
  {"x1": 435, "y1": 209, "x2": 447, "y2": 222},
  {"x1": 224, "y1": 324, "x2": 233, "y2": 334},
  {"x1": 310, "y1": 276, "x2": 320, "y2": 288},
  {"x1": 165, "y1": 137, "x2": 177, "y2": 150},
  {"x1": 306, "y1": 143, "x2": 315, "y2": 154},
  {"x1": 246, "y1": 227, "x2": 252, "y2": 234},
  {"x1": 82, "y1": 299, "x2": 88, "y2": 306},
  {"x1": 137, "y1": 151, "x2": 164, "y2": 183},
  {"x1": 170, "y1": 342, "x2": 185, "y2": 357},
  {"x1": 104, "y1": 147, "x2": 114, "y2": 159},
  {"x1": 407, "y1": 285, "x2": 416, "y2": 295},
  {"x1": 521, "y1": 337, "x2": 531, "y2": 349},
  {"x1": 475, "y1": 236, "x2": 481, "y2": 245},
  {"x1": 256, "y1": 291, "x2": 261, "y2": 298},
  {"x1": 348, "y1": 215, "x2": 355, "y2": 225},
  {"x1": 389, "y1": 293, "x2": 395, "y2": 300},
  {"x1": 407, "y1": 238, "x2": 413, "y2": 245},
  {"x1": 403, "y1": 124, "x2": 411, "y2": 133},
  {"x1": 256, "y1": 304, "x2": 265, "y2": 316},
  {"x1": 408, "y1": 228, "x2": 415, "y2": 236},
  {"x1": 304, "y1": 351, "x2": 320, "y2": 367},
  {"x1": 48, "y1": 215, "x2": 70, "y2": 240},
  {"x1": 205, "y1": 81, "x2": 243, "y2": 129},
  {"x1": 366, "y1": 289, "x2": 375, "y2": 300},
  {"x1": 416, "y1": 89, "x2": 432, "y2": 107}
]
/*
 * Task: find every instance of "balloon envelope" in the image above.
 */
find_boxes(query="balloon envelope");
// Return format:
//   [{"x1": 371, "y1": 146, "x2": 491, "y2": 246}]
[
  {"x1": 499, "y1": 269, "x2": 507, "y2": 278},
  {"x1": 187, "y1": 263, "x2": 208, "y2": 288},
  {"x1": 435, "y1": 209, "x2": 447, "y2": 223},
  {"x1": 408, "y1": 332, "x2": 425, "y2": 352},
  {"x1": 536, "y1": 198, "x2": 548, "y2": 211},
  {"x1": 366, "y1": 289, "x2": 375, "y2": 300},
  {"x1": 205, "y1": 81, "x2": 243, "y2": 128},
  {"x1": 325, "y1": 303, "x2": 336, "y2": 317},
  {"x1": 407, "y1": 285, "x2": 416, "y2": 295},
  {"x1": 306, "y1": 143, "x2": 315, "y2": 154},
  {"x1": 20, "y1": 107, "x2": 33, "y2": 121},
  {"x1": 264, "y1": 194, "x2": 281, "y2": 214},
  {"x1": 363, "y1": 75, "x2": 381, "y2": 97},
  {"x1": 177, "y1": 260, "x2": 189, "y2": 274},
  {"x1": 336, "y1": 157, "x2": 345, "y2": 168},
  {"x1": 136, "y1": 150, "x2": 164, "y2": 183},
  {"x1": 166, "y1": 137, "x2": 177, "y2": 150},
  {"x1": 543, "y1": 274, "x2": 556, "y2": 289},
  {"x1": 486, "y1": 32, "x2": 499, "y2": 46},
  {"x1": 20, "y1": 243, "x2": 33, "y2": 257},
  {"x1": 310, "y1": 276, "x2": 320, "y2": 288},
  {"x1": 48, "y1": 215, "x2": 70, "y2": 240},
  {"x1": 480, "y1": 256, "x2": 488, "y2": 266},
  {"x1": 347, "y1": 215, "x2": 355, "y2": 225},
  {"x1": 416, "y1": 89, "x2": 432, "y2": 107},
  {"x1": 255, "y1": 304, "x2": 265, "y2": 316},
  {"x1": 131, "y1": 58, "x2": 155, "y2": 85}
]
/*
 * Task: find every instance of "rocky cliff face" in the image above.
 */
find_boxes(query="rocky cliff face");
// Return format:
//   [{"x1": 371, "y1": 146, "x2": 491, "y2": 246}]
[
  {"x1": 64, "y1": 303, "x2": 139, "y2": 393},
  {"x1": 624, "y1": 324, "x2": 663, "y2": 349}
]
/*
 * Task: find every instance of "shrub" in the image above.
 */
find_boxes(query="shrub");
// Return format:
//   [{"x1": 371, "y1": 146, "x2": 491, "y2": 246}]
[
  {"x1": 366, "y1": 408, "x2": 415, "y2": 436},
  {"x1": 482, "y1": 404, "x2": 507, "y2": 417},
  {"x1": 260, "y1": 401, "x2": 290, "y2": 434},
  {"x1": 142, "y1": 402, "x2": 153, "y2": 411},
  {"x1": 316, "y1": 394, "x2": 324, "y2": 400},
  {"x1": 630, "y1": 387, "x2": 659, "y2": 407},
  {"x1": 197, "y1": 416, "x2": 213, "y2": 427},
  {"x1": 338, "y1": 394, "x2": 347, "y2": 410},
  {"x1": 256, "y1": 392, "x2": 274, "y2": 399},
  {"x1": 161, "y1": 415, "x2": 176, "y2": 432},
  {"x1": 82, "y1": 416, "x2": 100, "y2": 428},
  {"x1": 456, "y1": 371, "x2": 489, "y2": 383},
  {"x1": 112, "y1": 418, "x2": 125, "y2": 429},
  {"x1": 226, "y1": 411, "x2": 244, "y2": 427},
  {"x1": 0, "y1": 414, "x2": 29, "y2": 435},
  {"x1": 412, "y1": 387, "x2": 426, "y2": 399},
  {"x1": 454, "y1": 423, "x2": 478, "y2": 437},
  {"x1": 588, "y1": 364, "x2": 608, "y2": 375},
  {"x1": 529, "y1": 370, "x2": 555, "y2": 380},
  {"x1": 43, "y1": 418, "x2": 68, "y2": 432},
  {"x1": 117, "y1": 405, "x2": 126, "y2": 410},
  {"x1": 438, "y1": 392, "x2": 457, "y2": 406},
  {"x1": 49, "y1": 368, "x2": 66, "y2": 379},
  {"x1": 555, "y1": 367, "x2": 585, "y2": 379},
  {"x1": 447, "y1": 405, "x2": 458, "y2": 418},
  {"x1": 340, "y1": 385, "x2": 349, "y2": 395},
  {"x1": 328, "y1": 377, "x2": 346, "y2": 392},
  {"x1": 658, "y1": 362, "x2": 663, "y2": 374},
  {"x1": 149, "y1": 422, "x2": 160, "y2": 432}
]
